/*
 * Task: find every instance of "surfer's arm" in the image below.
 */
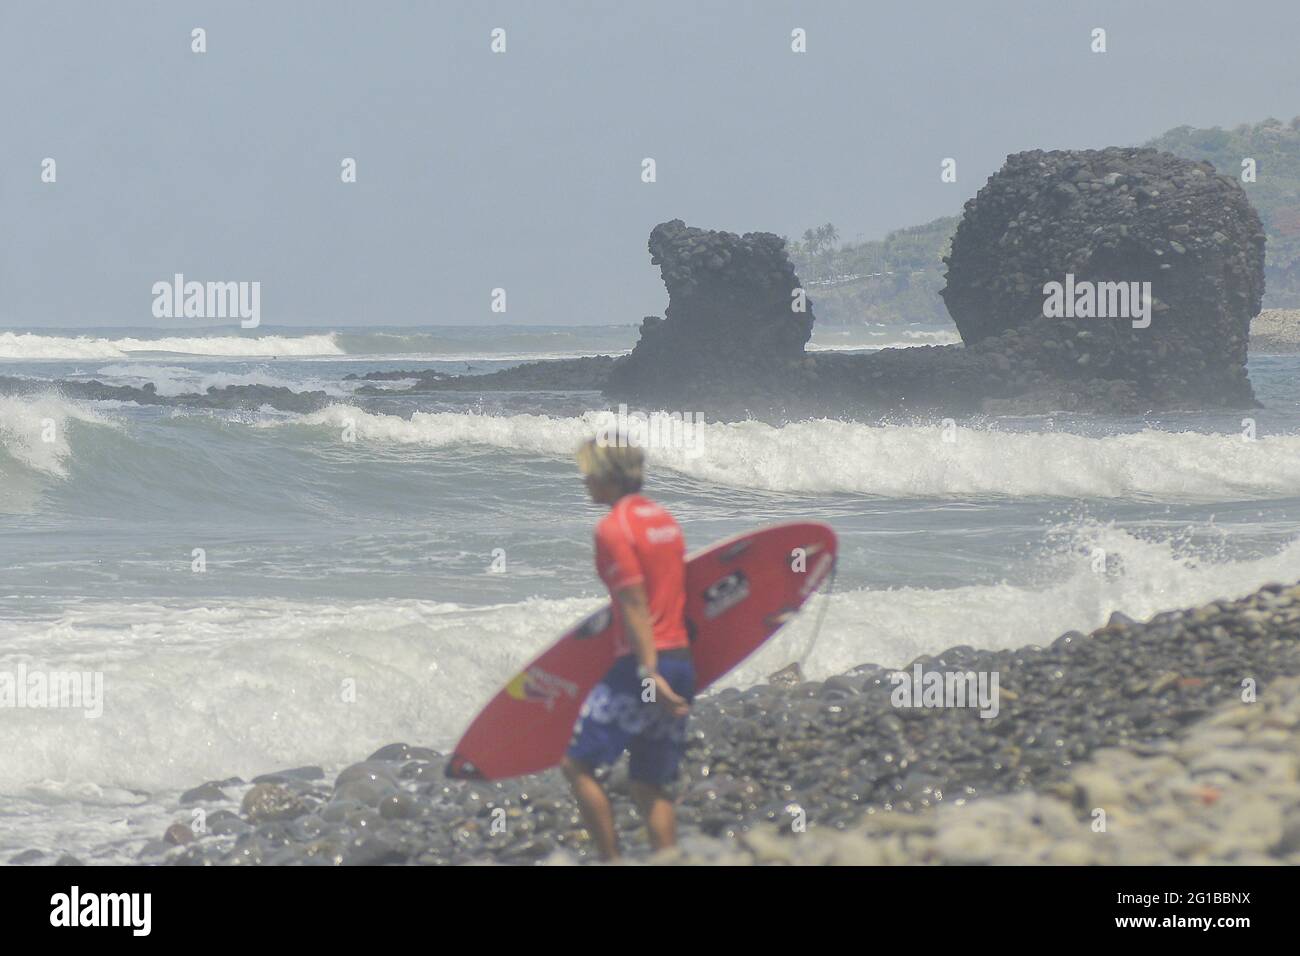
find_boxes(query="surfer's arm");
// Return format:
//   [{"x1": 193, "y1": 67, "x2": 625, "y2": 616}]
[
  {"x1": 614, "y1": 583, "x2": 657, "y2": 674},
  {"x1": 615, "y1": 584, "x2": 689, "y2": 716}
]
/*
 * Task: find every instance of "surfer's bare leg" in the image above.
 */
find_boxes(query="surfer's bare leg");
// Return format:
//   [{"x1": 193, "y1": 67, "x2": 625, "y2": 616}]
[
  {"x1": 561, "y1": 757, "x2": 619, "y2": 860},
  {"x1": 629, "y1": 781, "x2": 676, "y2": 851}
]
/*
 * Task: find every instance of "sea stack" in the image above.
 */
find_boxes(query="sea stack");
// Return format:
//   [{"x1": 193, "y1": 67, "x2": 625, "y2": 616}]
[
  {"x1": 940, "y1": 147, "x2": 1266, "y2": 408},
  {"x1": 604, "y1": 219, "x2": 815, "y2": 405}
]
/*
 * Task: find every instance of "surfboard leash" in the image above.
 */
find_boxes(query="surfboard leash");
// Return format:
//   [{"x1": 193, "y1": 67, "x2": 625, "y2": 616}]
[{"x1": 797, "y1": 555, "x2": 837, "y2": 672}]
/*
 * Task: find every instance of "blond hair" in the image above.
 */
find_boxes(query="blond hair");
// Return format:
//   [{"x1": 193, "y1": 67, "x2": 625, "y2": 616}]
[{"x1": 575, "y1": 436, "x2": 644, "y2": 494}]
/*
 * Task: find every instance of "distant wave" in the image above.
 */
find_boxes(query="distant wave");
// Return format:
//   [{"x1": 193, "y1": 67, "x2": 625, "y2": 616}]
[
  {"x1": 10, "y1": 398, "x2": 1300, "y2": 502},
  {"x1": 0, "y1": 331, "x2": 344, "y2": 359},
  {"x1": 808, "y1": 328, "x2": 962, "y2": 350},
  {"x1": 2, "y1": 326, "x2": 960, "y2": 361},
  {"x1": 0, "y1": 327, "x2": 640, "y2": 361},
  {"x1": 332, "y1": 328, "x2": 637, "y2": 359},
  {"x1": 265, "y1": 406, "x2": 1300, "y2": 501}
]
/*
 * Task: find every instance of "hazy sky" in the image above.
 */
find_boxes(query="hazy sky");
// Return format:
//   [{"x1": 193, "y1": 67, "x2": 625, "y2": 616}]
[{"x1": 3, "y1": 0, "x2": 1299, "y2": 328}]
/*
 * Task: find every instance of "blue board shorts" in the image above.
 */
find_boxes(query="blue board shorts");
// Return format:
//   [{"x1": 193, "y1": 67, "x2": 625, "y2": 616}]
[{"x1": 566, "y1": 650, "x2": 695, "y2": 788}]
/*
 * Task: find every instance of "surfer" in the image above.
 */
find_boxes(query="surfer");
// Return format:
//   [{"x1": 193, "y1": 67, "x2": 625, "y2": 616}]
[{"x1": 561, "y1": 437, "x2": 693, "y2": 860}]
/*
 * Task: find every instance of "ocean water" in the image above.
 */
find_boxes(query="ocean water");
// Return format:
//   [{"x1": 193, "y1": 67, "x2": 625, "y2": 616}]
[{"x1": 1, "y1": 324, "x2": 1298, "y2": 863}]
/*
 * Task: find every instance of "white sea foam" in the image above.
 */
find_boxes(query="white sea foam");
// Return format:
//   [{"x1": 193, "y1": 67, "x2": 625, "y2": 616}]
[
  {"x1": 0, "y1": 331, "x2": 344, "y2": 359},
  {"x1": 743, "y1": 524, "x2": 1300, "y2": 685},
  {"x1": 91, "y1": 363, "x2": 346, "y2": 397},
  {"x1": 808, "y1": 328, "x2": 962, "y2": 350},
  {"x1": 268, "y1": 406, "x2": 1300, "y2": 501},
  {"x1": 0, "y1": 394, "x2": 114, "y2": 478},
  {"x1": 0, "y1": 524, "x2": 1295, "y2": 797}
]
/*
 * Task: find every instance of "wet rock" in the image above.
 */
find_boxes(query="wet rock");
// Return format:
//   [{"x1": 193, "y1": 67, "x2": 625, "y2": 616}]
[
  {"x1": 343, "y1": 835, "x2": 408, "y2": 866},
  {"x1": 334, "y1": 761, "x2": 399, "y2": 790},
  {"x1": 240, "y1": 783, "x2": 307, "y2": 823},
  {"x1": 137, "y1": 840, "x2": 172, "y2": 860},
  {"x1": 0, "y1": 375, "x2": 330, "y2": 414},
  {"x1": 333, "y1": 779, "x2": 396, "y2": 808},
  {"x1": 180, "y1": 781, "x2": 229, "y2": 804},
  {"x1": 205, "y1": 809, "x2": 249, "y2": 837},
  {"x1": 379, "y1": 792, "x2": 418, "y2": 820},
  {"x1": 163, "y1": 823, "x2": 196, "y2": 846},
  {"x1": 252, "y1": 766, "x2": 325, "y2": 785}
]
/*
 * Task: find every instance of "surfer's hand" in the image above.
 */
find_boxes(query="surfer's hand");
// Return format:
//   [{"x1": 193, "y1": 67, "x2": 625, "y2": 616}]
[{"x1": 653, "y1": 675, "x2": 690, "y2": 717}]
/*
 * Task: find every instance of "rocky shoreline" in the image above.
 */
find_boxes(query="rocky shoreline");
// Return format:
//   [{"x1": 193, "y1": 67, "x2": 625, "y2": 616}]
[
  {"x1": 698, "y1": 673, "x2": 1300, "y2": 865},
  {"x1": 13, "y1": 577, "x2": 1292, "y2": 866}
]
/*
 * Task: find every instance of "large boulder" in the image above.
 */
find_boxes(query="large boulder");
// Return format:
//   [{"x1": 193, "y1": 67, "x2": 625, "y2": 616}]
[
  {"x1": 940, "y1": 147, "x2": 1266, "y2": 407},
  {"x1": 605, "y1": 219, "x2": 814, "y2": 404}
]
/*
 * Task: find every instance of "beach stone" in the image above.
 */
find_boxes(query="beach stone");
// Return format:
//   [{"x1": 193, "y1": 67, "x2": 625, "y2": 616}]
[
  {"x1": 163, "y1": 823, "x2": 195, "y2": 846},
  {"x1": 137, "y1": 840, "x2": 171, "y2": 860},
  {"x1": 179, "y1": 781, "x2": 228, "y2": 804},
  {"x1": 206, "y1": 810, "x2": 249, "y2": 837},
  {"x1": 333, "y1": 779, "x2": 396, "y2": 808},
  {"x1": 344, "y1": 835, "x2": 408, "y2": 866},
  {"x1": 369, "y1": 743, "x2": 417, "y2": 761},
  {"x1": 1071, "y1": 766, "x2": 1126, "y2": 808},
  {"x1": 240, "y1": 783, "x2": 307, "y2": 823},
  {"x1": 1045, "y1": 839, "x2": 1097, "y2": 865},
  {"x1": 334, "y1": 761, "x2": 399, "y2": 790},
  {"x1": 252, "y1": 765, "x2": 325, "y2": 785},
  {"x1": 739, "y1": 827, "x2": 803, "y2": 864},
  {"x1": 321, "y1": 799, "x2": 363, "y2": 823},
  {"x1": 379, "y1": 792, "x2": 418, "y2": 820},
  {"x1": 933, "y1": 818, "x2": 1001, "y2": 864}
]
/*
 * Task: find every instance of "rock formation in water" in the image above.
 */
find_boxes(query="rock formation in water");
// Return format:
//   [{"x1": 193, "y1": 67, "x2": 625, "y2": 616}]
[
  {"x1": 604, "y1": 219, "x2": 815, "y2": 404},
  {"x1": 602, "y1": 164, "x2": 1266, "y2": 416},
  {"x1": 940, "y1": 147, "x2": 1266, "y2": 408},
  {"x1": 375, "y1": 151, "x2": 1269, "y2": 419},
  {"x1": 0, "y1": 376, "x2": 331, "y2": 413}
]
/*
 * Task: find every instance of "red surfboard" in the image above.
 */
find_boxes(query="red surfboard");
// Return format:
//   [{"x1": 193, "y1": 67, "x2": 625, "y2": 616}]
[{"x1": 446, "y1": 522, "x2": 837, "y2": 780}]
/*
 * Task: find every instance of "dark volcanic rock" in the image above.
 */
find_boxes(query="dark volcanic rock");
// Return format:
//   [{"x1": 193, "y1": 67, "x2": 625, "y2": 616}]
[
  {"x1": 941, "y1": 147, "x2": 1266, "y2": 407},
  {"x1": 356, "y1": 355, "x2": 617, "y2": 394},
  {"x1": 179, "y1": 781, "x2": 228, "y2": 804},
  {"x1": 0, "y1": 376, "x2": 330, "y2": 414},
  {"x1": 329, "y1": 164, "x2": 1269, "y2": 418},
  {"x1": 605, "y1": 219, "x2": 814, "y2": 405},
  {"x1": 344, "y1": 370, "x2": 449, "y2": 382},
  {"x1": 590, "y1": 192, "x2": 1267, "y2": 417}
]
